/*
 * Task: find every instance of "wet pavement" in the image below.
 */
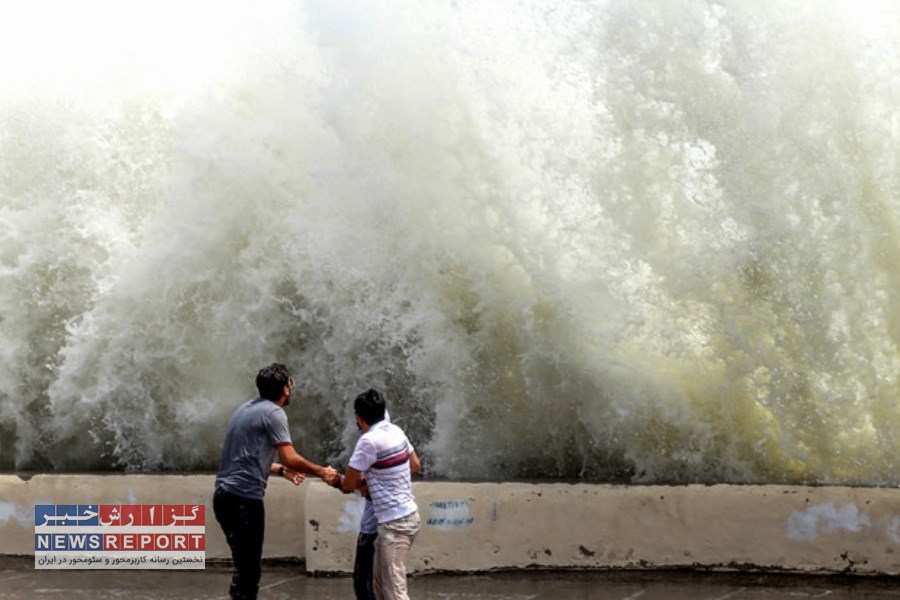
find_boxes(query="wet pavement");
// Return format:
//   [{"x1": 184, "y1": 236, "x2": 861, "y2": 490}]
[{"x1": 1, "y1": 563, "x2": 898, "y2": 600}]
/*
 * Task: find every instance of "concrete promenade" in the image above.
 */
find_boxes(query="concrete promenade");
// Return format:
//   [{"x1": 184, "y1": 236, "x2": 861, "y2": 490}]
[
  {"x1": 1, "y1": 474, "x2": 899, "y2": 577},
  {"x1": 2, "y1": 563, "x2": 900, "y2": 599}
]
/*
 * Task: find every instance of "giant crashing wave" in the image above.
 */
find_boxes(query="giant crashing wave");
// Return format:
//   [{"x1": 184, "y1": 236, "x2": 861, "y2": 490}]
[{"x1": 0, "y1": 0, "x2": 898, "y2": 484}]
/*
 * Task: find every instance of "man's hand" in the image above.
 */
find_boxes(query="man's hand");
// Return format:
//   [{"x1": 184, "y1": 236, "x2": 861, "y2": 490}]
[
  {"x1": 320, "y1": 466, "x2": 340, "y2": 486},
  {"x1": 282, "y1": 467, "x2": 305, "y2": 486}
]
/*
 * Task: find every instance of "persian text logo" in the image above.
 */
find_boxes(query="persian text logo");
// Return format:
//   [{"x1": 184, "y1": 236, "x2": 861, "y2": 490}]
[{"x1": 34, "y1": 504, "x2": 205, "y2": 569}]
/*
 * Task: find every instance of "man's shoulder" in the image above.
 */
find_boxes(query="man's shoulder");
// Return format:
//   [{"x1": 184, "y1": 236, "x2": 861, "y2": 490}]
[
  {"x1": 354, "y1": 425, "x2": 388, "y2": 452},
  {"x1": 381, "y1": 420, "x2": 407, "y2": 435},
  {"x1": 234, "y1": 398, "x2": 284, "y2": 419},
  {"x1": 365, "y1": 421, "x2": 408, "y2": 446},
  {"x1": 246, "y1": 397, "x2": 283, "y2": 411}
]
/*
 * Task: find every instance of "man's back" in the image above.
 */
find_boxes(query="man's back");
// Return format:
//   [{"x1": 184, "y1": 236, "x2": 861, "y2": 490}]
[
  {"x1": 215, "y1": 398, "x2": 291, "y2": 500},
  {"x1": 349, "y1": 420, "x2": 417, "y2": 524}
]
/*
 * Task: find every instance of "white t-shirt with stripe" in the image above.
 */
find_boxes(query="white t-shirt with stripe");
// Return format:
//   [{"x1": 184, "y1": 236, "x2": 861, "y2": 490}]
[{"x1": 349, "y1": 420, "x2": 417, "y2": 524}]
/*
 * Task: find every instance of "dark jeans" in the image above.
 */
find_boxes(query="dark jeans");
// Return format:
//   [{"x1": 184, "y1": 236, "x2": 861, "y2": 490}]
[
  {"x1": 213, "y1": 489, "x2": 265, "y2": 600},
  {"x1": 353, "y1": 532, "x2": 378, "y2": 600}
]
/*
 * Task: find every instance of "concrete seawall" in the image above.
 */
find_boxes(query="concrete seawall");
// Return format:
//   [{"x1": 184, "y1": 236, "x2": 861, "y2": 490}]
[{"x1": 2, "y1": 475, "x2": 898, "y2": 575}]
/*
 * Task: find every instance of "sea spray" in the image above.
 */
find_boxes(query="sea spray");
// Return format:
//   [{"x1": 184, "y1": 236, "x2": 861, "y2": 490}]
[{"x1": 0, "y1": 0, "x2": 898, "y2": 484}]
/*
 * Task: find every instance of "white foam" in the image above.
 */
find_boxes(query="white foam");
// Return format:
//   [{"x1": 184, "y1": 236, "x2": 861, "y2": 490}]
[{"x1": 0, "y1": 0, "x2": 898, "y2": 484}]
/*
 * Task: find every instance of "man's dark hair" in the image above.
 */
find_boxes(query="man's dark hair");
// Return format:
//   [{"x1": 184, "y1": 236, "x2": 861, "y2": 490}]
[
  {"x1": 256, "y1": 363, "x2": 291, "y2": 401},
  {"x1": 354, "y1": 389, "x2": 386, "y2": 425}
]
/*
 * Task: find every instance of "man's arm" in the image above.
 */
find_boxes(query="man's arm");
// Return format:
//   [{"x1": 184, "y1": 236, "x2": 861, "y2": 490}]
[
  {"x1": 338, "y1": 467, "x2": 366, "y2": 494},
  {"x1": 276, "y1": 444, "x2": 339, "y2": 485},
  {"x1": 270, "y1": 462, "x2": 304, "y2": 485},
  {"x1": 339, "y1": 450, "x2": 419, "y2": 494}
]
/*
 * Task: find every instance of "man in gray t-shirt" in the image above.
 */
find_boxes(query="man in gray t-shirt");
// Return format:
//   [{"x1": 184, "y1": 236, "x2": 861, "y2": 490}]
[
  {"x1": 215, "y1": 397, "x2": 292, "y2": 500},
  {"x1": 213, "y1": 363, "x2": 339, "y2": 600}
]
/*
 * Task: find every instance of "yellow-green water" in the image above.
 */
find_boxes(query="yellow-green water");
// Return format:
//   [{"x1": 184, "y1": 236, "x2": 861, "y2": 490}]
[{"x1": 1, "y1": 0, "x2": 898, "y2": 484}]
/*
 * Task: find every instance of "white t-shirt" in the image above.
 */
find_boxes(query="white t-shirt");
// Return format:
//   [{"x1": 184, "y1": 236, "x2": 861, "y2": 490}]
[{"x1": 349, "y1": 420, "x2": 417, "y2": 524}]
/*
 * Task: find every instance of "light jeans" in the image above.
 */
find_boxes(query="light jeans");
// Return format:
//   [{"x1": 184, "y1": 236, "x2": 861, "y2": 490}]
[{"x1": 374, "y1": 511, "x2": 421, "y2": 600}]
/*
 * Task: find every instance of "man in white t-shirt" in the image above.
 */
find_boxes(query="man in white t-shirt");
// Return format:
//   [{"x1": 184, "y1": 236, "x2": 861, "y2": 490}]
[{"x1": 338, "y1": 390, "x2": 421, "y2": 600}]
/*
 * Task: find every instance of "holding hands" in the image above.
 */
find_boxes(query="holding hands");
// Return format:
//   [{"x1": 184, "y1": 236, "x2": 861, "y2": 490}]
[{"x1": 320, "y1": 466, "x2": 341, "y2": 487}]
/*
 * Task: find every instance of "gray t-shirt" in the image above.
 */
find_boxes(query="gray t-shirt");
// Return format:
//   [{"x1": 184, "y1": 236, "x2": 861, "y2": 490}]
[{"x1": 215, "y1": 398, "x2": 292, "y2": 500}]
